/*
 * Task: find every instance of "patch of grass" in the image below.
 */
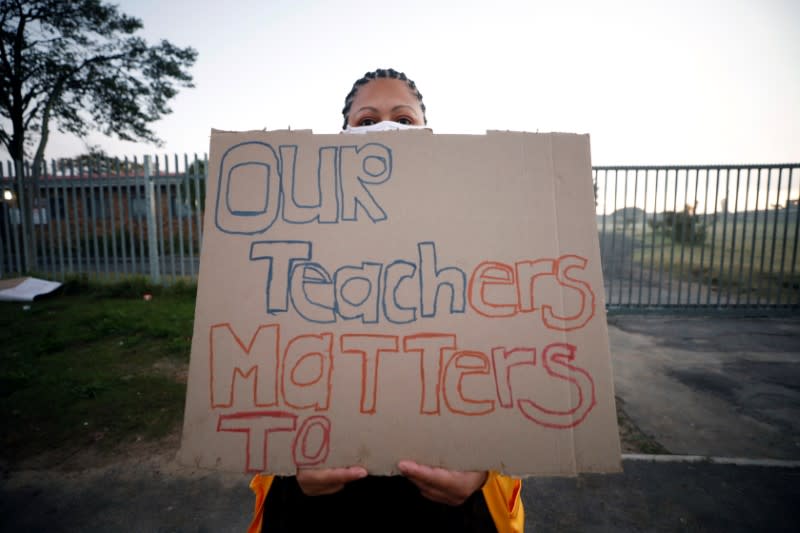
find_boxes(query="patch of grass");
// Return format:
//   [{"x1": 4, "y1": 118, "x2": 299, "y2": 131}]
[
  {"x1": 616, "y1": 396, "x2": 670, "y2": 455},
  {"x1": 627, "y1": 217, "x2": 800, "y2": 304},
  {"x1": 0, "y1": 283, "x2": 196, "y2": 464},
  {"x1": 2, "y1": 276, "x2": 667, "y2": 464}
]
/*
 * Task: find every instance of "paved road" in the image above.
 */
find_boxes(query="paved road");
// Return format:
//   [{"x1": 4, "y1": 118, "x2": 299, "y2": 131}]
[
  {"x1": 3, "y1": 456, "x2": 797, "y2": 533},
  {"x1": 609, "y1": 314, "x2": 800, "y2": 459}
]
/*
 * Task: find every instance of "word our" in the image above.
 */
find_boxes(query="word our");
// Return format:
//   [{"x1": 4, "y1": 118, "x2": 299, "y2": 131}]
[
  {"x1": 212, "y1": 325, "x2": 596, "y2": 471},
  {"x1": 215, "y1": 141, "x2": 393, "y2": 236},
  {"x1": 251, "y1": 241, "x2": 595, "y2": 332}
]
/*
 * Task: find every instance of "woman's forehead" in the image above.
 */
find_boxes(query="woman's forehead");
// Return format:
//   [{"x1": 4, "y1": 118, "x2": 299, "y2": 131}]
[{"x1": 352, "y1": 78, "x2": 419, "y2": 107}]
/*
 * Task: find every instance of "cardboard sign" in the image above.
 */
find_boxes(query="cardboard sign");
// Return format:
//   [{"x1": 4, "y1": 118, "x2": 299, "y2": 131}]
[{"x1": 178, "y1": 129, "x2": 621, "y2": 476}]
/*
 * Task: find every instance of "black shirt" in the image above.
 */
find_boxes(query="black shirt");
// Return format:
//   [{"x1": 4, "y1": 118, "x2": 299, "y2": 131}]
[{"x1": 261, "y1": 475, "x2": 498, "y2": 533}]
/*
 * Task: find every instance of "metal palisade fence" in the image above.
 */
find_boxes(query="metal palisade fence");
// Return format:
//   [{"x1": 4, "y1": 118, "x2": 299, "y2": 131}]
[
  {"x1": 595, "y1": 164, "x2": 799, "y2": 310},
  {"x1": 1, "y1": 154, "x2": 206, "y2": 285},
  {"x1": 1, "y1": 157, "x2": 798, "y2": 311}
]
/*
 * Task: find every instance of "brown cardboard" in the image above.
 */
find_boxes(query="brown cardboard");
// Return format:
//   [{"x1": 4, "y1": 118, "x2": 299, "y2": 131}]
[{"x1": 178, "y1": 129, "x2": 622, "y2": 476}]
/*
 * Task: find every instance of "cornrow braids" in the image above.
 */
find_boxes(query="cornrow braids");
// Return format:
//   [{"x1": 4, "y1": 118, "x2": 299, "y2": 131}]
[{"x1": 341, "y1": 68, "x2": 427, "y2": 130}]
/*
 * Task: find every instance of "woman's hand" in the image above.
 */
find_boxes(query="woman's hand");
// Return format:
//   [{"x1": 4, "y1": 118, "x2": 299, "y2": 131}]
[
  {"x1": 296, "y1": 466, "x2": 368, "y2": 496},
  {"x1": 397, "y1": 460, "x2": 488, "y2": 506}
]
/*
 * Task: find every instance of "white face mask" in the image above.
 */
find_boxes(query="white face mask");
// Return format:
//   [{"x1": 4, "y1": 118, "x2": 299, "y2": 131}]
[{"x1": 342, "y1": 121, "x2": 430, "y2": 134}]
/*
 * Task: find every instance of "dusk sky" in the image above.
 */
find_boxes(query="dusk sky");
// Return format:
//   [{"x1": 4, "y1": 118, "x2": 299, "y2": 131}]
[{"x1": 11, "y1": 0, "x2": 800, "y2": 166}]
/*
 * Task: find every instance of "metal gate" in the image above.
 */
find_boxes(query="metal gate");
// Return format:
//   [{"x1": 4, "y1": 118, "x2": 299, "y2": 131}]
[{"x1": 594, "y1": 165, "x2": 799, "y2": 310}]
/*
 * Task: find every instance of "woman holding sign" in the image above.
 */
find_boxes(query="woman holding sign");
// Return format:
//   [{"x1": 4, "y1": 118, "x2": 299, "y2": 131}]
[{"x1": 248, "y1": 68, "x2": 524, "y2": 533}]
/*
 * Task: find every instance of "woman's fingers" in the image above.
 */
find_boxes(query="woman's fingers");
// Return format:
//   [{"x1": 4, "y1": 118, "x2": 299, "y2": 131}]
[
  {"x1": 296, "y1": 466, "x2": 368, "y2": 496},
  {"x1": 397, "y1": 460, "x2": 488, "y2": 506}
]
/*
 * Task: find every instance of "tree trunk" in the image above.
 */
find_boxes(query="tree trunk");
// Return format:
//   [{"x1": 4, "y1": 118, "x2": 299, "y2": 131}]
[{"x1": 19, "y1": 85, "x2": 58, "y2": 273}]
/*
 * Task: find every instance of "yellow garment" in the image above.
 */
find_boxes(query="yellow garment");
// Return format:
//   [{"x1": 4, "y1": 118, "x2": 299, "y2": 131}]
[
  {"x1": 247, "y1": 474, "x2": 274, "y2": 533},
  {"x1": 481, "y1": 471, "x2": 525, "y2": 533},
  {"x1": 247, "y1": 471, "x2": 524, "y2": 532}
]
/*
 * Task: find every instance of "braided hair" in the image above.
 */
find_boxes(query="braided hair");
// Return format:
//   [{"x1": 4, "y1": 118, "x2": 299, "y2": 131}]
[{"x1": 341, "y1": 68, "x2": 427, "y2": 129}]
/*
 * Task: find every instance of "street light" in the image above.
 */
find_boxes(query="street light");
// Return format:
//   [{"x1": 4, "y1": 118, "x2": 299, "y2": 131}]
[{"x1": 2, "y1": 190, "x2": 13, "y2": 201}]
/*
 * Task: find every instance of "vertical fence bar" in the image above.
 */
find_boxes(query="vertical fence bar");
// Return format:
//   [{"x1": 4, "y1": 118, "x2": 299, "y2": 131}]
[
  {"x1": 125, "y1": 157, "x2": 138, "y2": 276},
  {"x1": 42, "y1": 159, "x2": 58, "y2": 277},
  {"x1": 136, "y1": 157, "x2": 147, "y2": 276},
  {"x1": 144, "y1": 155, "x2": 161, "y2": 284},
  {"x1": 50, "y1": 160, "x2": 63, "y2": 277},
  {"x1": 62, "y1": 162, "x2": 73, "y2": 276},
  {"x1": 154, "y1": 156, "x2": 166, "y2": 281},
  {"x1": 726, "y1": 169, "x2": 741, "y2": 305},
  {"x1": 34, "y1": 163, "x2": 47, "y2": 274},
  {"x1": 13, "y1": 160, "x2": 29, "y2": 272},
  {"x1": 91, "y1": 158, "x2": 101, "y2": 276},
  {"x1": 647, "y1": 170, "x2": 658, "y2": 306},
  {"x1": 44, "y1": 165, "x2": 54, "y2": 275},
  {"x1": 757, "y1": 169, "x2": 772, "y2": 303},
  {"x1": 69, "y1": 160, "x2": 81, "y2": 274},
  {"x1": 676, "y1": 169, "x2": 690, "y2": 305},
  {"x1": 184, "y1": 154, "x2": 196, "y2": 279},
  {"x1": 637, "y1": 169, "x2": 647, "y2": 306},
  {"x1": 610, "y1": 169, "x2": 619, "y2": 306},
  {"x1": 97, "y1": 159, "x2": 110, "y2": 278},
  {"x1": 106, "y1": 158, "x2": 119, "y2": 280},
  {"x1": 193, "y1": 154, "x2": 205, "y2": 268},
  {"x1": 706, "y1": 169, "x2": 720, "y2": 305},
  {"x1": 628, "y1": 169, "x2": 639, "y2": 306},
  {"x1": 716, "y1": 170, "x2": 731, "y2": 307},
  {"x1": 12, "y1": 161, "x2": 23, "y2": 274},
  {"x1": 687, "y1": 169, "x2": 700, "y2": 305},
  {"x1": 667, "y1": 169, "x2": 680, "y2": 305},
  {"x1": 736, "y1": 169, "x2": 752, "y2": 305},
  {"x1": 39, "y1": 162, "x2": 51, "y2": 274},
  {"x1": 656, "y1": 170, "x2": 669, "y2": 306},
  {"x1": 164, "y1": 155, "x2": 176, "y2": 281},
  {"x1": 31, "y1": 161, "x2": 44, "y2": 273},
  {"x1": 613, "y1": 169, "x2": 622, "y2": 306},
  {"x1": 789, "y1": 169, "x2": 800, "y2": 306},
  {"x1": 24, "y1": 161, "x2": 39, "y2": 273},
  {"x1": 120, "y1": 157, "x2": 136, "y2": 275},
  {"x1": 26, "y1": 160, "x2": 36, "y2": 273},
  {"x1": 747, "y1": 169, "x2": 762, "y2": 306},
  {"x1": 11, "y1": 162, "x2": 22, "y2": 272},
  {"x1": 78, "y1": 160, "x2": 92, "y2": 277},
  {"x1": 88, "y1": 160, "x2": 101, "y2": 276},
  {"x1": 135, "y1": 157, "x2": 146, "y2": 275},
  {"x1": 697, "y1": 169, "x2": 709, "y2": 305},
  {"x1": 28, "y1": 162, "x2": 38, "y2": 273},
  {"x1": 121, "y1": 158, "x2": 130, "y2": 275},
  {"x1": 175, "y1": 154, "x2": 186, "y2": 278},
  {"x1": 766, "y1": 169, "x2": 784, "y2": 304},
  {"x1": 32, "y1": 161, "x2": 44, "y2": 274},
  {"x1": 600, "y1": 170, "x2": 609, "y2": 304},
  {"x1": 62, "y1": 162, "x2": 71, "y2": 273},
  {"x1": 776, "y1": 169, "x2": 793, "y2": 305},
  {"x1": 619, "y1": 168, "x2": 629, "y2": 306},
  {"x1": 108, "y1": 157, "x2": 122, "y2": 279}
]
